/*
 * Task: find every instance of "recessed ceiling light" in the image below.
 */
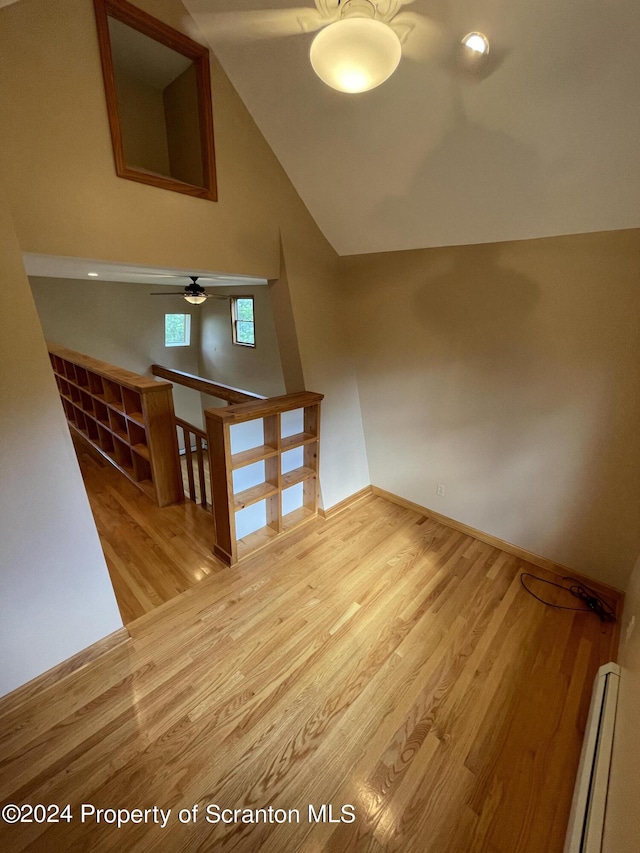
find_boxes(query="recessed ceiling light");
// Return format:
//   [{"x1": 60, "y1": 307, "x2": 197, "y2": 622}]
[
  {"x1": 87, "y1": 272, "x2": 99, "y2": 277},
  {"x1": 462, "y1": 32, "x2": 490, "y2": 55}
]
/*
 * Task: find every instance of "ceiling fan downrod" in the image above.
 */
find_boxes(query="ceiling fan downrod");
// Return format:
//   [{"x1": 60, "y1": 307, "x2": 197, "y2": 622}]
[
  {"x1": 339, "y1": 0, "x2": 376, "y2": 20},
  {"x1": 183, "y1": 276, "x2": 208, "y2": 304}
]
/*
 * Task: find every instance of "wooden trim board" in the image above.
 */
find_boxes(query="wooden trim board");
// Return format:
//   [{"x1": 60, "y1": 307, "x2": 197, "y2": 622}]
[
  {"x1": 319, "y1": 486, "x2": 373, "y2": 519},
  {"x1": 322, "y1": 483, "x2": 622, "y2": 608},
  {"x1": 373, "y1": 485, "x2": 623, "y2": 656},
  {"x1": 0, "y1": 628, "x2": 130, "y2": 718},
  {"x1": 371, "y1": 486, "x2": 624, "y2": 599}
]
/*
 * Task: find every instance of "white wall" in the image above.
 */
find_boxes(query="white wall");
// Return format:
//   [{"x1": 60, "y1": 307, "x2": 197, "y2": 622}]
[
  {"x1": 0, "y1": 188, "x2": 123, "y2": 699},
  {"x1": 604, "y1": 554, "x2": 640, "y2": 850}
]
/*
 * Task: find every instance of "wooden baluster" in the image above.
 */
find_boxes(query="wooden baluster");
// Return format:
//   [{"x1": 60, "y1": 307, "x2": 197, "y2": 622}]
[
  {"x1": 204, "y1": 439, "x2": 211, "y2": 510},
  {"x1": 184, "y1": 427, "x2": 196, "y2": 502},
  {"x1": 195, "y1": 435, "x2": 207, "y2": 509},
  {"x1": 205, "y1": 412, "x2": 236, "y2": 565}
]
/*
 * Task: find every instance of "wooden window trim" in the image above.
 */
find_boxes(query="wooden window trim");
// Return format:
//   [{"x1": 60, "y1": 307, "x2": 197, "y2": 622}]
[{"x1": 93, "y1": 0, "x2": 218, "y2": 201}]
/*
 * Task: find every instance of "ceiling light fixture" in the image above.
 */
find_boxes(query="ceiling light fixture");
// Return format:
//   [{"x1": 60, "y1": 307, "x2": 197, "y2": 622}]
[
  {"x1": 461, "y1": 32, "x2": 490, "y2": 56},
  {"x1": 310, "y1": 0, "x2": 401, "y2": 94},
  {"x1": 182, "y1": 276, "x2": 208, "y2": 304},
  {"x1": 88, "y1": 272, "x2": 99, "y2": 277}
]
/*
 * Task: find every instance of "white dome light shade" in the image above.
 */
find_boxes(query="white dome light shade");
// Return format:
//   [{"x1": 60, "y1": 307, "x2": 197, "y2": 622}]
[
  {"x1": 310, "y1": 18, "x2": 402, "y2": 93},
  {"x1": 184, "y1": 294, "x2": 207, "y2": 304}
]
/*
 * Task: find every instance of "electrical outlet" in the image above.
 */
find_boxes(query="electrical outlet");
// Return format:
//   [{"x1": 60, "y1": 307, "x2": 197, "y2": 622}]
[{"x1": 436, "y1": 484, "x2": 445, "y2": 497}]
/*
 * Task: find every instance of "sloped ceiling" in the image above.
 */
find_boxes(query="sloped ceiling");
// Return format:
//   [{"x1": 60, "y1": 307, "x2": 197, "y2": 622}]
[{"x1": 183, "y1": 0, "x2": 640, "y2": 256}]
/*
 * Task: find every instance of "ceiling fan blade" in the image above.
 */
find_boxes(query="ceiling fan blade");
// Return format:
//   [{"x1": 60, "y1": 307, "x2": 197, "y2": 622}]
[
  {"x1": 376, "y1": 0, "x2": 419, "y2": 18},
  {"x1": 150, "y1": 291, "x2": 231, "y2": 299},
  {"x1": 389, "y1": 11, "x2": 445, "y2": 62},
  {"x1": 182, "y1": 5, "x2": 328, "y2": 45}
]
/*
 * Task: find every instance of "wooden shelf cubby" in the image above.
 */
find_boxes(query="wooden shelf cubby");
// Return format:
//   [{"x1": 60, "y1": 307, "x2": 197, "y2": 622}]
[
  {"x1": 205, "y1": 391, "x2": 323, "y2": 565},
  {"x1": 48, "y1": 342, "x2": 183, "y2": 507},
  {"x1": 280, "y1": 431, "x2": 317, "y2": 451}
]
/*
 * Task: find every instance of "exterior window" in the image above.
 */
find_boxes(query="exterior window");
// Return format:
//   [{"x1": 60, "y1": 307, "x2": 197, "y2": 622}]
[
  {"x1": 165, "y1": 313, "x2": 191, "y2": 347},
  {"x1": 231, "y1": 296, "x2": 255, "y2": 347}
]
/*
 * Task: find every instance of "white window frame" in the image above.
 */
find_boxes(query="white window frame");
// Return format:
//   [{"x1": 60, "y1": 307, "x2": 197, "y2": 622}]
[
  {"x1": 231, "y1": 296, "x2": 256, "y2": 347},
  {"x1": 164, "y1": 313, "x2": 191, "y2": 347}
]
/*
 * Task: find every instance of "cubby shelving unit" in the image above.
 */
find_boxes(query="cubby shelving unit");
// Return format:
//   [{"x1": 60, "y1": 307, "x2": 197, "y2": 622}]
[
  {"x1": 205, "y1": 391, "x2": 323, "y2": 565},
  {"x1": 48, "y1": 342, "x2": 183, "y2": 507}
]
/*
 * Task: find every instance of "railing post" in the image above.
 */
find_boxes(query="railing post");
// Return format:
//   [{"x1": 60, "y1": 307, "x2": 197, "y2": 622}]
[{"x1": 205, "y1": 410, "x2": 237, "y2": 566}]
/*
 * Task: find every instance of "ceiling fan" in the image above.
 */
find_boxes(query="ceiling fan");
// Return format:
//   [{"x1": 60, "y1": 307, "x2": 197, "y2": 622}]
[
  {"x1": 182, "y1": 0, "x2": 455, "y2": 92},
  {"x1": 150, "y1": 276, "x2": 232, "y2": 305}
]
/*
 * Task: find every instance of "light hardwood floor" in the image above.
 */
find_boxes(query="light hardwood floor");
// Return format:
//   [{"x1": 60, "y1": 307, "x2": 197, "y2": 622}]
[
  {"x1": 0, "y1": 486, "x2": 620, "y2": 851},
  {"x1": 75, "y1": 436, "x2": 225, "y2": 623}
]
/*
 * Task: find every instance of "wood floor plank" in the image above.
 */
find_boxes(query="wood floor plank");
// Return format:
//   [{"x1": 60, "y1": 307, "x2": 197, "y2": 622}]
[{"x1": 0, "y1": 474, "x2": 621, "y2": 853}]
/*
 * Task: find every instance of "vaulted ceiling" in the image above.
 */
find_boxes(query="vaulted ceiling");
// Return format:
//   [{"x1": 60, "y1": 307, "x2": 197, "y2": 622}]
[{"x1": 183, "y1": 0, "x2": 640, "y2": 256}]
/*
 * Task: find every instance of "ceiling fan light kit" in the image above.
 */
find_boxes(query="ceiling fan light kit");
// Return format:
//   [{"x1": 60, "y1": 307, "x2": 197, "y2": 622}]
[
  {"x1": 150, "y1": 276, "x2": 228, "y2": 304},
  {"x1": 310, "y1": 0, "x2": 401, "y2": 93}
]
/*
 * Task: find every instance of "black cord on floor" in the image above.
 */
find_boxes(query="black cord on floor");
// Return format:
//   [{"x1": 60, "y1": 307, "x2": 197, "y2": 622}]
[{"x1": 520, "y1": 572, "x2": 616, "y2": 623}]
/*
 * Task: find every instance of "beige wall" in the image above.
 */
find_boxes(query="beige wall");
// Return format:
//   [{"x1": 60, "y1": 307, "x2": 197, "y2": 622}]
[
  {"x1": 0, "y1": 0, "x2": 370, "y2": 512},
  {"x1": 164, "y1": 63, "x2": 204, "y2": 187},
  {"x1": 0, "y1": 186, "x2": 123, "y2": 698},
  {"x1": 269, "y1": 246, "x2": 305, "y2": 394},
  {"x1": 0, "y1": 0, "x2": 279, "y2": 276},
  {"x1": 116, "y1": 73, "x2": 171, "y2": 176},
  {"x1": 29, "y1": 276, "x2": 204, "y2": 430},
  {"x1": 341, "y1": 229, "x2": 640, "y2": 590},
  {"x1": 198, "y1": 285, "x2": 286, "y2": 398},
  {"x1": 604, "y1": 555, "x2": 640, "y2": 850}
]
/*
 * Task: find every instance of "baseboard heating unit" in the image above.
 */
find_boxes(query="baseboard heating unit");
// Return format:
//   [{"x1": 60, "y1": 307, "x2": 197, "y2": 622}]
[{"x1": 564, "y1": 662, "x2": 620, "y2": 853}]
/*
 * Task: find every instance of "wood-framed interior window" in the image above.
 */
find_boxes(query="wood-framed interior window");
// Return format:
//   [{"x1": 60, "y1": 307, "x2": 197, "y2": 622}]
[
  {"x1": 93, "y1": 0, "x2": 217, "y2": 201},
  {"x1": 231, "y1": 296, "x2": 255, "y2": 347}
]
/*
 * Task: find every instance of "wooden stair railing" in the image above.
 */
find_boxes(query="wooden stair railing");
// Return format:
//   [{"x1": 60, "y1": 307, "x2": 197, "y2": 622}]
[
  {"x1": 151, "y1": 365, "x2": 324, "y2": 565},
  {"x1": 50, "y1": 350, "x2": 323, "y2": 563},
  {"x1": 205, "y1": 391, "x2": 323, "y2": 566},
  {"x1": 151, "y1": 365, "x2": 266, "y2": 404},
  {"x1": 175, "y1": 417, "x2": 209, "y2": 508},
  {"x1": 151, "y1": 364, "x2": 266, "y2": 510}
]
